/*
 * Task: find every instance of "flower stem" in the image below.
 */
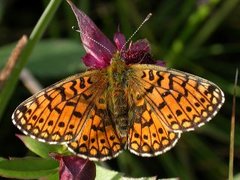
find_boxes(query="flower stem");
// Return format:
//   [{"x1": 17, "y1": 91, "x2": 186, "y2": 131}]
[{"x1": 228, "y1": 69, "x2": 238, "y2": 180}]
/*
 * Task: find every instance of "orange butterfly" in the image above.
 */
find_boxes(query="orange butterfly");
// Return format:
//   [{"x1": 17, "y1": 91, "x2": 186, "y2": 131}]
[{"x1": 12, "y1": 1, "x2": 225, "y2": 161}]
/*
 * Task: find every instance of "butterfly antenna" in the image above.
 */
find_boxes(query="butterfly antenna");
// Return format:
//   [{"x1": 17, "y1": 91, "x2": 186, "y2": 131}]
[
  {"x1": 72, "y1": 26, "x2": 112, "y2": 55},
  {"x1": 120, "y1": 13, "x2": 152, "y2": 53}
]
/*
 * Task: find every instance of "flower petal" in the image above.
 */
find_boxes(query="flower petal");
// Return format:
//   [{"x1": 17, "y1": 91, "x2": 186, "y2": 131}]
[
  {"x1": 113, "y1": 31, "x2": 126, "y2": 50},
  {"x1": 52, "y1": 154, "x2": 96, "y2": 180},
  {"x1": 155, "y1": 60, "x2": 166, "y2": 67},
  {"x1": 128, "y1": 39, "x2": 150, "y2": 53},
  {"x1": 82, "y1": 53, "x2": 109, "y2": 69},
  {"x1": 122, "y1": 39, "x2": 155, "y2": 64},
  {"x1": 67, "y1": 0, "x2": 116, "y2": 68}
]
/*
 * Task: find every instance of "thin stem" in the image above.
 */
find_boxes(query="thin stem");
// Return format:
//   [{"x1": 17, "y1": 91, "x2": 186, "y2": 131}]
[{"x1": 228, "y1": 69, "x2": 238, "y2": 180}]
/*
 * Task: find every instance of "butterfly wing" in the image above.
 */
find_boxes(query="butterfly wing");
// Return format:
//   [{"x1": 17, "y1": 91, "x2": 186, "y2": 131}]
[
  {"x1": 12, "y1": 69, "x2": 125, "y2": 160},
  {"x1": 127, "y1": 64, "x2": 224, "y2": 156},
  {"x1": 128, "y1": 92, "x2": 180, "y2": 156},
  {"x1": 67, "y1": 92, "x2": 125, "y2": 161},
  {"x1": 12, "y1": 70, "x2": 105, "y2": 143}
]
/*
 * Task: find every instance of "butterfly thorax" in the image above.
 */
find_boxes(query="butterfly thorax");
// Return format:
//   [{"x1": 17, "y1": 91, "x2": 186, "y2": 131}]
[{"x1": 107, "y1": 52, "x2": 129, "y2": 137}]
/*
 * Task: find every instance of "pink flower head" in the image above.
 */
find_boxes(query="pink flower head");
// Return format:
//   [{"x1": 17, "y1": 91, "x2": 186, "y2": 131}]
[{"x1": 67, "y1": 0, "x2": 164, "y2": 69}]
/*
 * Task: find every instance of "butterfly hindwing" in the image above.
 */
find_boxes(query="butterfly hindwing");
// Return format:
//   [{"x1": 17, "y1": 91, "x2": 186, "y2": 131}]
[
  {"x1": 128, "y1": 92, "x2": 180, "y2": 156},
  {"x1": 67, "y1": 92, "x2": 125, "y2": 160},
  {"x1": 129, "y1": 64, "x2": 225, "y2": 132}
]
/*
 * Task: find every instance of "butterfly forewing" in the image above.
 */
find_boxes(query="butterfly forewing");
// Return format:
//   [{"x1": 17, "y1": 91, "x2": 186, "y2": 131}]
[
  {"x1": 129, "y1": 64, "x2": 225, "y2": 133},
  {"x1": 12, "y1": 70, "x2": 109, "y2": 144}
]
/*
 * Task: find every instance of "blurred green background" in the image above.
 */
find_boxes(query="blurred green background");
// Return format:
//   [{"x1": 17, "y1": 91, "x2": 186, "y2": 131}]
[{"x1": 0, "y1": 0, "x2": 239, "y2": 179}]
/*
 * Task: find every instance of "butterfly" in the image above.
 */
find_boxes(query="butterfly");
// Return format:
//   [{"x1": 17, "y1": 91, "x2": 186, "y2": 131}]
[{"x1": 12, "y1": 51, "x2": 225, "y2": 161}]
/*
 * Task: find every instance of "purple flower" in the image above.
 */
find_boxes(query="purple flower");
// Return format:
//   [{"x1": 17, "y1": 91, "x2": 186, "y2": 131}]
[
  {"x1": 51, "y1": 153, "x2": 96, "y2": 180},
  {"x1": 67, "y1": 0, "x2": 164, "y2": 69}
]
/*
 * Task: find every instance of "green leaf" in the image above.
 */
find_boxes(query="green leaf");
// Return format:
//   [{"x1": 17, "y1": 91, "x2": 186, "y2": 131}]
[
  {"x1": 96, "y1": 164, "x2": 122, "y2": 180},
  {"x1": 17, "y1": 135, "x2": 68, "y2": 159},
  {"x1": 0, "y1": 39, "x2": 86, "y2": 78},
  {"x1": 0, "y1": 157, "x2": 6, "y2": 162},
  {"x1": 27, "y1": 39, "x2": 86, "y2": 78},
  {"x1": 234, "y1": 173, "x2": 240, "y2": 180},
  {"x1": 43, "y1": 171, "x2": 59, "y2": 180},
  {"x1": 0, "y1": 157, "x2": 58, "y2": 179},
  {"x1": 96, "y1": 164, "x2": 160, "y2": 180}
]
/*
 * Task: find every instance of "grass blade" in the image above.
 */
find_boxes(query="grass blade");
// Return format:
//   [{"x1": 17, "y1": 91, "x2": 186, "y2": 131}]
[{"x1": 229, "y1": 68, "x2": 238, "y2": 180}]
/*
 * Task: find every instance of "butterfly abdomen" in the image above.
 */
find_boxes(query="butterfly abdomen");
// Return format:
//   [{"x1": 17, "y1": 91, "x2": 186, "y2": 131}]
[
  {"x1": 111, "y1": 89, "x2": 129, "y2": 137},
  {"x1": 107, "y1": 55, "x2": 130, "y2": 137}
]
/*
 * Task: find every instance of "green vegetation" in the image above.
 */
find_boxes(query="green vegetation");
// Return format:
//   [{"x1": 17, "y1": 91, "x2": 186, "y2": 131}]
[{"x1": 0, "y1": 0, "x2": 239, "y2": 179}]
